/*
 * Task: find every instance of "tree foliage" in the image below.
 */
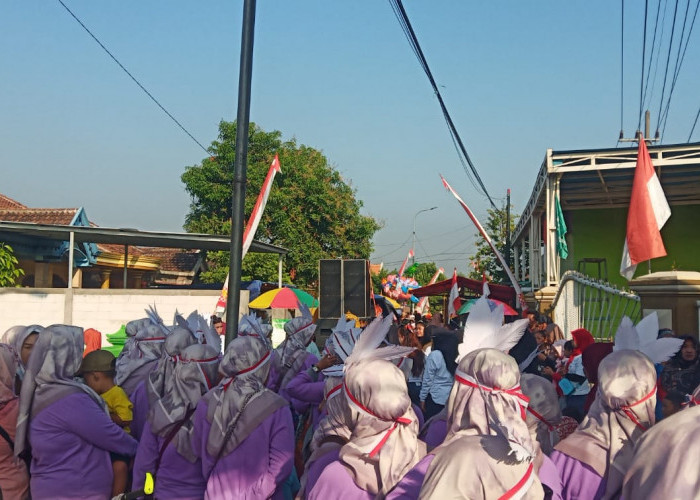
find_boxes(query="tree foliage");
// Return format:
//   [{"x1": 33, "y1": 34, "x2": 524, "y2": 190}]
[
  {"x1": 0, "y1": 243, "x2": 24, "y2": 287},
  {"x1": 182, "y1": 121, "x2": 381, "y2": 287},
  {"x1": 467, "y1": 205, "x2": 519, "y2": 284}
]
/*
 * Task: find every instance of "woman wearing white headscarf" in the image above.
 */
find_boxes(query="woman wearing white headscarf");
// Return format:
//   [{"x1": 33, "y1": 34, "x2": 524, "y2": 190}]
[
  {"x1": 308, "y1": 358, "x2": 426, "y2": 500},
  {"x1": 2, "y1": 325, "x2": 43, "y2": 387},
  {"x1": 15, "y1": 325, "x2": 138, "y2": 500},
  {"x1": 551, "y1": 350, "x2": 657, "y2": 500},
  {"x1": 520, "y1": 373, "x2": 564, "y2": 499},
  {"x1": 621, "y1": 391, "x2": 700, "y2": 498},
  {"x1": 417, "y1": 349, "x2": 543, "y2": 499},
  {"x1": 115, "y1": 315, "x2": 168, "y2": 397},
  {"x1": 132, "y1": 343, "x2": 221, "y2": 499},
  {"x1": 0, "y1": 343, "x2": 29, "y2": 499},
  {"x1": 191, "y1": 335, "x2": 294, "y2": 498}
]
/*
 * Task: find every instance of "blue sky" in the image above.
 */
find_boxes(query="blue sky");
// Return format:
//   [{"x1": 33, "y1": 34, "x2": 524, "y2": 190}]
[{"x1": 2, "y1": 1, "x2": 699, "y2": 274}]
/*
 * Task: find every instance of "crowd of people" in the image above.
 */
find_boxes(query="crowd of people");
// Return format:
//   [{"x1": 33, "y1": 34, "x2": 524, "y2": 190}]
[{"x1": 0, "y1": 295, "x2": 699, "y2": 499}]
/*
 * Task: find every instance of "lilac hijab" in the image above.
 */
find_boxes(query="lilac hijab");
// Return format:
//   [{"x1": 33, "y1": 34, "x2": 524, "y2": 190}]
[
  {"x1": 15, "y1": 325, "x2": 105, "y2": 457},
  {"x1": 272, "y1": 308, "x2": 317, "y2": 390},
  {"x1": 204, "y1": 336, "x2": 287, "y2": 459},
  {"x1": 115, "y1": 317, "x2": 168, "y2": 394},
  {"x1": 2, "y1": 325, "x2": 44, "y2": 380},
  {"x1": 555, "y1": 349, "x2": 657, "y2": 499},
  {"x1": 0, "y1": 344, "x2": 18, "y2": 407}
]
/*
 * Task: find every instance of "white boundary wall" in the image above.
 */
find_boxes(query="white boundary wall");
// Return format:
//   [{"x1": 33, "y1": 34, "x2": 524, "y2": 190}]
[{"x1": 0, "y1": 288, "x2": 249, "y2": 345}]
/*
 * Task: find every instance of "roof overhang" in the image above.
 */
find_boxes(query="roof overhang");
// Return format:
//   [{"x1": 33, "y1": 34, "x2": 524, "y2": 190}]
[
  {"x1": 0, "y1": 222, "x2": 288, "y2": 254},
  {"x1": 512, "y1": 141, "x2": 700, "y2": 242}
]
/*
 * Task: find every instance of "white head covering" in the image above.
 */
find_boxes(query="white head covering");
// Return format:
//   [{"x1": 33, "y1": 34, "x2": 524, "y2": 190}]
[
  {"x1": 554, "y1": 350, "x2": 657, "y2": 499},
  {"x1": 621, "y1": 403, "x2": 700, "y2": 499},
  {"x1": 520, "y1": 373, "x2": 562, "y2": 457},
  {"x1": 0, "y1": 344, "x2": 18, "y2": 407},
  {"x1": 15, "y1": 325, "x2": 105, "y2": 457},
  {"x1": 2, "y1": 325, "x2": 44, "y2": 380},
  {"x1": 239, "y1": 313, "x2": 273, "y2": 349},
  {"x1": 149, "y1": 343, "x2": 220, "y2": 462},
  {"x1": 175, "y1": 310, "x2": 222, "y2": 352},
  {"x1": 115, "y1": 306, "x2": 170, "y2": 394},
  {"x1": 204, "y1": 336, "x2": 287, "y2": 459},
  {"x1": 340, "y1": 358, "x2": 425, "y2": 498},
  {"x1": 271, "y1": 303, "x2": 317, "y2": 390}
]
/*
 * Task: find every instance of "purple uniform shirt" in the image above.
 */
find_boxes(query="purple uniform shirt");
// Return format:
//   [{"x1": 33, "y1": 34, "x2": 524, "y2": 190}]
[
  {"x1": 275, "y1": 354, "x2": 318, "y2": 414},
  {"x1": 29, "y1": 392, "x2": 138, "y2": 500},
  {"x1": 132, "y1": 422, "x2": 206, "y2": 499},
  {"x1": 129, "y1": 381, "x2": 148, "y2": 441},
  {"x1": 286, "y1": 365, "x2": 325, "y2": 428},
  {"x1": 191, "y1": 398, "x2": 294, "y2": 499},
  {"x1": 304, "y1": 448, "x2": 340, "y2": 495},
  {"x1": 550, "y1": 450, "x2": 606, "y2": 500},
  {"x1": 420, "y1": 417, "x2": 447, "y2": 450},
  {"x1": 308, "y1": 454, "x2": 433, "y2": 500}
]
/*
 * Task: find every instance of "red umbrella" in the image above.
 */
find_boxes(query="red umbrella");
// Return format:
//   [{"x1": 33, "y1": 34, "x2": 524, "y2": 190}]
[{"x1": 458, "y1": 297, "x2": 518, "y2": 316}]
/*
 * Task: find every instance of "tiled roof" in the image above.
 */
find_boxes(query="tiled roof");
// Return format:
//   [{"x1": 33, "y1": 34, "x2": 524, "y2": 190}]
[
  {"x1": 0, "y1": 194, "x2": 26, "y2": 209},
  {"x1": 0, "y1": 208, "x2": 78, "y2": 225},
  {"x1": 147, "y1": 248, "x2": 202, "y2": 273},
  {"x1": 96, "y1": 243, "x2": 147, "y2": 256}
]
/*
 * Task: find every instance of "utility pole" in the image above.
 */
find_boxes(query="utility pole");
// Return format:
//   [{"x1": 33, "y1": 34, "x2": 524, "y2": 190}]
[
  {"x1": 412, "y1": 206, "x2": 437, "y2": 266},
  {"x1": 225, "y1": 0, "x2": 257, "y2": 347},
  {"x1": 619, "y1": 110, "x2": 660, "y2": 144}
]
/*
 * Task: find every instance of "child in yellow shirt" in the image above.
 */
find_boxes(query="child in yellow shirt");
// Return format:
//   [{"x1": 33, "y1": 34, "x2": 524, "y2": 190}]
[{"x1": 80, "y1": 349, "x2": 133, "y2": 497}]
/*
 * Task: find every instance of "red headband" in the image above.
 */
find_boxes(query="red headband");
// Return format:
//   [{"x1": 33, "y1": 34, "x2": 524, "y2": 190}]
[
  {"x1": 527, "y1": 406, "x2": 554, "y2": 431},
  {"x1": 619, "y1": 385, "x2": 656, "y2": 431},
  {"x1": 455, "y1": 371, "x2": 530, "y2": 420}
]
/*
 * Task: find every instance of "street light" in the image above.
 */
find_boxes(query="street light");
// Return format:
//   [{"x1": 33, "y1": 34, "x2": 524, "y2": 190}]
[{"x1": 412, "y1": 206, "x2": 438, "y2": 265}]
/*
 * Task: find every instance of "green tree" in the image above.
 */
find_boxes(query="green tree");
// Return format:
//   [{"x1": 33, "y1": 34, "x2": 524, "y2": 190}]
[
  {"x1": 467, "y1": 204, "x2": 519, "y2": 284},
  {"x1": 0, "y1": 243, "x2": 24, "y2": 287},
  {"x1": 182, "y1": 121, "x2": 381, "y2": 287}
]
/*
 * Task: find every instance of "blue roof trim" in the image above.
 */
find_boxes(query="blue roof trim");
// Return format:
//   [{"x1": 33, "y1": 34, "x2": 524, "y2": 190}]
[{"x1": 57, "y1": 207, "x2": 99, "y2": 266}]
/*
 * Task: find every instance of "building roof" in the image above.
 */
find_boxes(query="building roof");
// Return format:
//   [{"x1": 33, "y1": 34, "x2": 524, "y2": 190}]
[
  {"x1": 0, "y1": 194, "x2": 27, "y2": 210},
  {"x1": 0, "y1": 208, "x2": 79, "y2": 225},
  {"x1": 146, "y1": 248, "x2": 202, "y2": 273},
  {"x1": 0, "y1": 221, "x2": 288, "y2": 254}
]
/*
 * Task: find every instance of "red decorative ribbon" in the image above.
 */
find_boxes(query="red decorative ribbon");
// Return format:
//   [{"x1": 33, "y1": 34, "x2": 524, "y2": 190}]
[
  {"x1": 222, "y1": 350, "x2": 271, "y2": 392},
  {"x1": 499, "y1": 462, "x2": 534, "y2": 500},
  {"x1": 527, "y1": 406, "x2": 554, "y2": 431},
  {"x1": 325, "y1": 383, "x2": 342, "y2": 401},
  {"x1": 619, "y1": 386, "x2": 656, "y2": 431},
  {"x1": 343, "y1": 382, "x2": 411, "y2": 457},
  {"x1": 292, "y1": 322, "x2": 314, "y2": 335},
  {"x1": 455, "y1": 371, "x2": 530, "y2": 420}
]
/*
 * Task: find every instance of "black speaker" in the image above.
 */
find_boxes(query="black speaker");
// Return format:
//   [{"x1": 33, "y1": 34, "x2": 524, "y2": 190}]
[
  {"x1": 319, "y1": 260, "x2": 342, "y2": 318},
  {"x1": 318, "y1": 259, "x2": 371, "y2": 319},
  {"x1": 343, "y1": 259, "x2": 370, "y2": 318}
]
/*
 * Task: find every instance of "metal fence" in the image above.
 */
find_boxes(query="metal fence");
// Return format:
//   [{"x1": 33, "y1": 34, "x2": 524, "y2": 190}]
[{"x1": 551, "y1": 271, "x2": 641, "y2": 341}]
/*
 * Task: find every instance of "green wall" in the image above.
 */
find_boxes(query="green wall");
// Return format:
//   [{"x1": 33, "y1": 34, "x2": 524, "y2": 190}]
[{"x1": 561, "y1": 205, "x2": 700, "y2": 287}]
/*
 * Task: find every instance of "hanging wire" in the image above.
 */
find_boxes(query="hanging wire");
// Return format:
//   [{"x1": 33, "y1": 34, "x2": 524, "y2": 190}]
[
  {"x1": 56, "y1": 0, "x2": 210, "y2": 154},
  {"x1": 386, "y1": 0, "x2": 498, "y2": 210},
  {"x1": 619, "y1": 0, "x2": 625, "y2": 143},
  {"x1": 656, "y1": 0, "x2": 681, "y2": 133},
  {"x1": 641, "y1": 0, "x2": 664, "y2": 111},
  {"x1": 688, "y1": 104, "x2": 700, "y2": 141}
]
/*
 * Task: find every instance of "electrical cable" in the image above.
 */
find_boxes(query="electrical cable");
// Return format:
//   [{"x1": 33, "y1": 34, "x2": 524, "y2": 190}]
[
  {"x1": 638, "y1": 0, "x2": 649, "y2": 130},
  {"x1": 387, "y1": 0, "x2": 498, "y2": 209},
  {"x1": 56, "y1": 0, "x2": 210, "y2": 154},
  {"x1": 688, "y1": 104, "x2": 700, "y2": 141},
  {"x1": 620, "y1": 0, "x2": 625, "y2": 141},
  {"x1": 641, "y1": 0, "x2": 663, "y2": 112},
  {"x1": 656, "y1": 0, "x2": 680, "y2": 133}
]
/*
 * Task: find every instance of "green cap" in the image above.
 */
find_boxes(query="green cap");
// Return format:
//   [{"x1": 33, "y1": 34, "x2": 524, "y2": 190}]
[{"x1": 79, "y1": 349, "x2": 116, "y2": 374}]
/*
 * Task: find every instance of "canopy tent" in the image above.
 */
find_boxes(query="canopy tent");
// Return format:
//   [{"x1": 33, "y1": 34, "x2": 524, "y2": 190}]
[{"x1": 411, "y1": 276, "x2": 516, "y2": 305}]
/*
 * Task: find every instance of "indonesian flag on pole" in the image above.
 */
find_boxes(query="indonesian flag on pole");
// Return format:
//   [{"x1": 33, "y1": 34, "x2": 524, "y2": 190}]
[
  {"x1": 398, "y1": 249, "x2": 414, "y2": 277},
  {"x1": 620, "y1": 138, "x2": 671, "y2": 280},
  {"x1": 215, "y1": 155, "x2": 282, "y2": 314},
  {"x1": 448, "y1": 268, "x2": 461, "y2": 318}
]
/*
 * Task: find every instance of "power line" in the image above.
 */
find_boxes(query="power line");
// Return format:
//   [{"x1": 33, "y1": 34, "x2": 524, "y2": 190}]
[
  {"x1": 56, "y1": 0, "x2": 210, "y2": 155},
  {"x1": 656, "y1": 0, "x2": 680, "y2": 133},
  {"x1": 620, "y1": 0, "x2": 625, "y2": 139},
  {"x1": 641, "y1": 0, "x2": 663, "y2": 112},
  {"x1": 386, "y1": 0, "x2": 498, "y2": 210},
  {"x1": 689, "y1": 104, "x2": 700, "y2": 141}
]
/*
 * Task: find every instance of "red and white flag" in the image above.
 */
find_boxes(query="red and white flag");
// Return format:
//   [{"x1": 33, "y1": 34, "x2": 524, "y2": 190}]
[
  {"x1": 215, "y1": 155, "x2": 282, "y2": 314},
  {"x1": 620, "y1": 138, "x2": 671, "y2": 280},
  {"x1": 398, "y1": 249, "x2": 414, "y2": 277},
  {"x1": 416, "y1": 267, "x2": 444, "y2": 314},
  {"x1": 447, "y1": 268, "x2": 461, "y2": 318}
]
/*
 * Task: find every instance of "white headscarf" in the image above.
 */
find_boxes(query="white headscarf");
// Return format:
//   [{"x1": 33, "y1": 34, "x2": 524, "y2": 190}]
[
  {"x1": 2, "y1": 325, "x2": 44, "y2": 380},
  {"x1": 15, "y1": 325, "x2": 105, "y2": 457},
  {"x1": 204, "y1": 336, "x2": 287, "y2": 459},
  {"x1": 554, "y1": 349, "x2": 657, "y2": 499},
  {"x1": 115, "y1": 313, "x2": 169, "y2": 394},
  {"x1": 239, "y1": 313, "x2": 273, "y2": 349},
  {"x1": 272, "y1": 305, "x2": 316, "y2": 390},
  {"x1": 149, "y1": 343, "x2": 220, "y2": 462},
  {"x1": 520, "y1": 373, "x2": 562, "y2": 458},
  {"x1": 340, "y1": 358, "x2": 425, "y2": 498}
]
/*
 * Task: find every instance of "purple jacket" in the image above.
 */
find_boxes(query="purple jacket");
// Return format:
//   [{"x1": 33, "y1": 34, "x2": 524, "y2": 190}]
[
  {"x1": 286, "y1": 365, "x2": 325, "y2": 428},
  {"x1": 308, "y1": 454, "x2": 434, "y2": 500},
  {"x1": 550, "y1": 450, "x2": 606, "y2": 500},
  {"x1": 191, "y1": 398, "x2": 294, "y2": 499},
  {"x1": 129, "y1": 381, "x2": 148, "y2": 441},
  {"x1": 28, "y1": 392, "x2": 138, "y2": 500},
  {"x1": 540, "y1": 454, "x2": 564, "y2": 500},
  {"x1": 419, "y1": 417, "x2": 447, "y2": 450},
  {"x1": 132, "y1": 422, "x2": 206, "y2": 499},
  {"x1": 270, "y1": 353, "x2": 318, "y2": 415}
]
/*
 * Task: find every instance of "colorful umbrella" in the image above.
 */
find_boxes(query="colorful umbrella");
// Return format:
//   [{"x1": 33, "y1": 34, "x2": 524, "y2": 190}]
[
  {"x1": 248, "y1": 287, "x2": 319, "y2": 309},
  {"x1": 458, "y1": 297, "x2": 518, "y2": 316}
]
